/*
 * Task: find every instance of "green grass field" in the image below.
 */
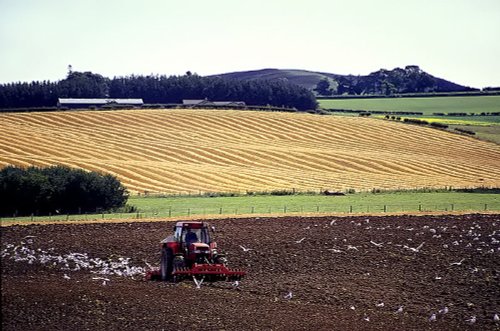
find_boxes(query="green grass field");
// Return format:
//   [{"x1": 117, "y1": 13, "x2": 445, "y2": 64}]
[
  {"x1": 319, "y1": 95, "x2": 500, "y2": 115},
  {"x1": 2, "y1": 192, "x2": 499, "y2": 224},
  {"x1": 320, "y1": 95, "x2": 500, "y2": 143}
]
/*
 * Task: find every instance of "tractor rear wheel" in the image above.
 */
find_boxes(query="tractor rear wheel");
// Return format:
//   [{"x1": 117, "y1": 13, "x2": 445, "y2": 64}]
[{"x1": 160, "y1": 247, "x2": 173, "y2": 281}]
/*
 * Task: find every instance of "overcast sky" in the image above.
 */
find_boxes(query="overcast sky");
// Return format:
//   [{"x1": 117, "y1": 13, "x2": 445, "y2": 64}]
[{"x1": 1, "y1": 0, "x2": 499, "y2": 88}]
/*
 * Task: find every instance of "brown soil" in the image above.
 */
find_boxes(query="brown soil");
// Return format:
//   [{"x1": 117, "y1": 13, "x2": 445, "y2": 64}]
[{"x1": 2, "y1": 214, "x2": 499, "y2": 330}]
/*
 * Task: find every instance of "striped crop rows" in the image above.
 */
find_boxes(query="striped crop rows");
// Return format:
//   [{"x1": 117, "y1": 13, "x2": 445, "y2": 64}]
[{"x1": 1, "y1": 109, "x2": 499, "y2": 194}]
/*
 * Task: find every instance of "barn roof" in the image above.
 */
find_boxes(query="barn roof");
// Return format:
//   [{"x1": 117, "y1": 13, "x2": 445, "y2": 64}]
[
  {"x1": 58, "y1": 98, "x2": 144, "y2": 105},
  {"x1": 182, "y1": 99, "x2": 246, "y2": 106}
]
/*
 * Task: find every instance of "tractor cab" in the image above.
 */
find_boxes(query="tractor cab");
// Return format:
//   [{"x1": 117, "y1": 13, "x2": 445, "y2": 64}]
[
  {"x1": 147, "y1": 221, "x2": 245, "y2": 284},
  {"x1": 174, "y1": 222, "x2": 211, "y2": 246}
]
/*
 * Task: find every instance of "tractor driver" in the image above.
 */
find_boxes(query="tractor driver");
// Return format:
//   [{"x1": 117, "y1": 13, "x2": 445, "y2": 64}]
[{"x1": 185, "y1": 228, "x2": 199, "y2": 247}]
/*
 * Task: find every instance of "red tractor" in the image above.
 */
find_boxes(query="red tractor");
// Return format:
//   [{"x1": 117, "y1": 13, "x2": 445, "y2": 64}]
[{"x1": 146, "y1": 221, "x2": 245, "y2": 285}]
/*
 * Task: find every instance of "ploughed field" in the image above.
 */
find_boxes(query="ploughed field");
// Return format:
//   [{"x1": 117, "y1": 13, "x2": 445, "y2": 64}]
[
  {"x1": 2, "y1": 214, "x2": 499, "y2": 330},
  {"x1": 1, "y1": 109, "x2": 500, "y2": 194}
]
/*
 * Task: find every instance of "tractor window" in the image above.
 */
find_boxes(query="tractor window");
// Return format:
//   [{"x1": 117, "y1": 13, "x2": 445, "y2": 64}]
[{"x1": 181, "y1": 228, "x2": 210, "y2": 244}]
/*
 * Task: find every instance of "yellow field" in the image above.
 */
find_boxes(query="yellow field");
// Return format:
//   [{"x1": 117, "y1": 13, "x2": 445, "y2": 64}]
[{"x1": 1, "y1": 109, "x2": 499, "y2": 194}]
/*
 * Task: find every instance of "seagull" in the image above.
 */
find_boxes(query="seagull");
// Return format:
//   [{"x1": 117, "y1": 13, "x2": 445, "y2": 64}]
[
  {"x1": 494, "y1": 313, "x2": 499, "y2": 322},
  {"x1": 438, "y1": 307, "x2": 449, "y2": 315},
  {"x1": 347, "y1": 245, "x2": 359, "y2": 251},
  {"x1": 295, "y1": 237, "x2": 306, "y2": 244},
  {"x1": 465, "y1": 316, "x2": 476, "y2": 324},
  {"x1": 450, "y1": 258, "x2": 465, "y2": 266},
  {"x1": 232, "y1": 280, "x2": 239, "y2": 288},
  {"x1": 327, "y1": 248, "x2": 343, "y2": 253},
  {"x1": 143, "y1": 259, "x2": 154, "y2": 270},
  {"x1": 330, "y1": 220, "x2": 336, "y2": 226},
  {"x1": 350, "y1": 306, "x2": 356, "y2": 310},
  {"x1": 63, "y1": 274, "x2": 71, "y2": 280},
  {"x1": 284, "y1": 291, "x2": 293, "y2": 300},
  {"x1": 395, "y1": 306, "x2": 404, "y2": 314},
  {"x1": 376, "y1": 302, "x2": 385, "y2": 308},
  {"x1": 92, "y1": 276, "x2": 110, "y2": 285},
  {"x1": 363, "y1": 315, "x2": 370, "y2": 322},
  {"x1": 435, "y1": 276, "x2": 442, "y2": 280},
  {"x1": 210, "y1": 225, "x2": 216, "y2": 232},
  {"x1": 239, "y1": 245, "x2": 253, "y2": 252},
  {"x1": 370, "y1": 241, "x2": 383, "y2": 247},
  {"x1": 429, "y1": 313, "x2": 437, "y2": 322},
  {"x1": 404, "y1": 242, "x2": 425, "y2": 252}
]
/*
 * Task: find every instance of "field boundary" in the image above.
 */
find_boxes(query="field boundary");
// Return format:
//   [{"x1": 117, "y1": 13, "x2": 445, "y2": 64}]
[{"x1": 1, "y1": 210, "x2": 499, "y2": 227}]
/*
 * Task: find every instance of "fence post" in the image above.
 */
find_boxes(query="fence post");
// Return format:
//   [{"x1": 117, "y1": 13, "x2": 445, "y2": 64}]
[
  {"x1": 187, "y1": 208, "x2": 191, "y2": 216},
  {"x1": 251, "y1": 206, "x2": 254, "y2": 214},
  {"x1": 349, "y1": 205, "x2": 353, "y2": 213},
  {"x1": 384, "y1": 205, "x2": 387, "y2": 213},
  {"x1": 419, "y1": 204, "x2": 422, "y2": 212},
  {"x1": 168, "y1": 207, "x2": 172, "y2": 217},
  {"x1": 485, "y1": 204, "x2": 488, "y2": 211},
  {"x1": 284, "y1": 205, "x2": 287, "y2": 213},
  {"x1": 316, "y1": 205, "x2": 319, "y2": 213},
  {"x1": 220, "y1": 207, "x2": 223, "y2": 214},
  {"x1": 451, "y1": 204, "x2": 454, "y2": 211}
]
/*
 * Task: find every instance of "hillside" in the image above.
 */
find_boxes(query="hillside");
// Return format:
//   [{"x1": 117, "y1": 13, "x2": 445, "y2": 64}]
[
  {"x1": 1, "y1": 109, "x2": 499, "y2": 194},
  {"x1": 211, "y1": 66, "x2": 477, "y2": 95}
]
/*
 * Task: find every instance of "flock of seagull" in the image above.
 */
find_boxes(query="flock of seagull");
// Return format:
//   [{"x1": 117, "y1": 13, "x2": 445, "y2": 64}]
[
  {"x1": 236, "y1": 217, "x2": 500, "y2": 325},
  {"x1": 1, "y1": 235, "x2": 146, "y2": 287}
]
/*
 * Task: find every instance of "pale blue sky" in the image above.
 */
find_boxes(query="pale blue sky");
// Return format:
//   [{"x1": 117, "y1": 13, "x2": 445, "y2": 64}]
[{"x1": 1, "y1": 0, "x2": 499, "y2": 88}]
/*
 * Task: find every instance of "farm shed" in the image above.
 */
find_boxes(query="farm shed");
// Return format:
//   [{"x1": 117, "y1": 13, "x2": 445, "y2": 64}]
[
  {"x1": 182, "y1": 99, "x2": 246, "y2": 108},
  {"x1": 57, "y1": 98, "x2": 144, "y2": 109}
]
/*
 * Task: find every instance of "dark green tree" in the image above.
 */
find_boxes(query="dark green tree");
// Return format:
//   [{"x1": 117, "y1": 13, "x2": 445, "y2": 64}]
[{"x1": 314, "y1": 78, "x2": 333, "y2": 96}]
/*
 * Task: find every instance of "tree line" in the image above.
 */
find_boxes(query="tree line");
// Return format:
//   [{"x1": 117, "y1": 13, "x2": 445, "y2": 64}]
[
  {"x1": 0, "y1": 71, "x2": 317, "y2": 111},
  {"x1": 0, "y1": 165, "x2": 128, "y2": 217}
]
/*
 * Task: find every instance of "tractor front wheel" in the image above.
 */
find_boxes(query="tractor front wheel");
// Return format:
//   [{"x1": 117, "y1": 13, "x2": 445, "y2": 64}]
[{"x1": 160, "y1": 247, "x2": 173, "y2": 281}]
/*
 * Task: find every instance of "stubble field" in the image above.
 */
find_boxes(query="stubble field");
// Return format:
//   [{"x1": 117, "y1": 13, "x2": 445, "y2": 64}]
[{"x1": 1, "y1": 109, "x2": 499, "y2": 194}]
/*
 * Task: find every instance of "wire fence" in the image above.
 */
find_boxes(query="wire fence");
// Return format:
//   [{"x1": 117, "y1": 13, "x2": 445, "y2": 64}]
[{"x1": 1, "y1": 202, "x2": 499, "y2": 223}]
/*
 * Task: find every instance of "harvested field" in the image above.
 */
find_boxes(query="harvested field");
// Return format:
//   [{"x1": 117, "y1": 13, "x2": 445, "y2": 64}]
[
  {"x1": 1, "y1": 109, "x2": 499, "y2": 194},
  {"x1": 2, "y1": 214, "x2": 499, "y2": 330}
]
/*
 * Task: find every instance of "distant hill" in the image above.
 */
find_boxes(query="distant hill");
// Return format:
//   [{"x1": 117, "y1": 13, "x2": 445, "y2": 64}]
[{"x1": 210, "y1": 66, "x2": 478, "y2": 96}]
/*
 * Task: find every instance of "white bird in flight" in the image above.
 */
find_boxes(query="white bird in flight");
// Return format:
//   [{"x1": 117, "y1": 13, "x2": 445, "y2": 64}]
[
  {"x1": 284, "y1": 291, "x2": 293, "y2": 300},
  {"x1": 295, "y1": 237, "x2": 306, "y2": 244},
  {"x1": 395, "y1": 306, "x2": 404, "y2": 314},
  {"x1": 376, "y1": 302, "x2": 384, "y2": 308},
  {"x1": 429, "y1": 313, "x2": 437, "y2": 322},
  {"x1": 239, "y1": 245, "x2": 253, "y2": 252},
  {"x1": 465, "y1": 316, "x2": 476, "y2": 324},
  {"x1": 438, "y1": 307, "x2": 449, "y2": 315},
  {"x1": 404, "y1": 242, "x2": 425, "y2": 252},
  {"x1": 370, "y1": 241, "x2": 383, "y2": 247},
  {"x1": 493, "y1": 313, "x2": 499, "y2": 322},
  {"x1": 63, "y1": 274, "x2": 70, "y2": 280},
  {"x1": 450, "y1": 258, "x2": 465, "y2": 266}
]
